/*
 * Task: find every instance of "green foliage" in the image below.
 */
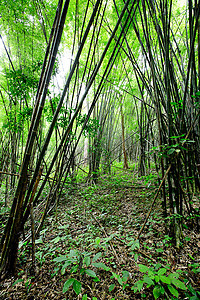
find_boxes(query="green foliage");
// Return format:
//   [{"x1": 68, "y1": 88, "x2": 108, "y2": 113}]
[
  {"x1": 132, "y1": 264, "x2": 187, "y2": 299},
  {"x1": 77, "y1": 114, "x2": 101, "y2": 137},
  {"x1": 3, "y1": 107, "x2": 33, "y2": 132},
  {"x1": 44, "y1": 96, "x2": 74, "y2": 128},
  {"x1": 12, "y1": 275, "x2": 34, "y2": 295},
  {"x1": 53, "y1": 249, "x2": 110, "y2": 295},
  {"x1": 63, "y1": 278, "x2": 82, "y2": 295},
  {"x1": 110, "y1": 270, "x2": 130, "y2": 291},
  {"x1": 5, "y1": 65, "x2": 40, "y2": 99},
  {"x1": 189, "y1": 263, "x2": 200, "y2": 274}
]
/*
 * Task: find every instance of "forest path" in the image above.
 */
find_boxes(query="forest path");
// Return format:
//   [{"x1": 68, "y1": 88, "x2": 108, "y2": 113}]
[{"x1": 0, "y1": 171, "x2": 199, "y2": 299}]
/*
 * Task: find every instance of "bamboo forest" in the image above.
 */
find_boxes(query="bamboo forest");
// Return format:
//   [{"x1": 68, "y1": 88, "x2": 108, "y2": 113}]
[{"x1": 0, "y1": 0, "x2": 200, "y2": 299}]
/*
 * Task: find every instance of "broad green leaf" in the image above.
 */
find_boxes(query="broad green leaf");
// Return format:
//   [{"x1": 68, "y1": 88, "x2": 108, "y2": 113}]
[
  {"x1": 53, "y1": 255, "x2": 67, "y2": 263},
  {"x1": 92, "y1": 252, "x2": 102, "y2": 262},
  {"x1": 122, "y1": 271, "x2": 130, "y2": 282},
  {"x1": 154, "y1": 275, "x2": 160, "y2": 282},
  {"x1": 157, "y1": 268, "x2": 166, "y2": 276},
  {"x1": 159, "y1": 275, "x2": 171, "y2": 284},
  {"x1": 109, "y1": 284, "x2": 115, "y2": 291},
  {"x1": 62, "y1": 260, "x2": 73, "y2": 269},
  {"x1": 112, "y1": 272, "x2": 123, "y2": 284},
  {"x1": 137, "y1": 280, "x2": 144, "y2": 291},
  {"x1": 160, "y1": 286, "x2": 165, "y2": 295},
  {"x1": 63, "y1": 278, "x2": 74, "y2": 293},
  {"x1": 143, "y1": 275, "x2": 154, "y2": 286},
  {"x1": 133, "y1": 280, "x2": 143, "y2": 292},
  {"x1": 168, "y1": 272, "x2": 179, "y2": 280},
  {"x1": 84, "y1": 256, "x2": 90, "y2": 267},
  {"x1": 134, "y1": 253, "x2": 138, "y2": 261},
  {"x1": 168, "y1": 284, "x2": 179, "y2": 297},
  {"x1": 171, "y1": 278, "x2": 187, "y2": 290},
  {"x1": 139, "y1": 264, "x2": 149, "y2": 273},
  {"x1": 92, "y1": 262, "x2": 110, "y2": 271},
  {"x1": 153, "y1": 285, "x2": 162, "y2": 299},
  {"x1": 52, "y1": 236, "x2": 60, "y2": 243},
  {"x1": 73, "y1": 280, "x2": 82, "y2": 295},
  {"x1": 61, "y1": 260, "x2": 73, "y2": 275},
  {"x1": 82, "y1": 294, "x2": 87, "y2": 300},
  {"x1": 190, "y1": 296, "x2": 200, "y2": 300},
  {"x1": 85, "y1": 269, "x2": 96, "y2": 278}
]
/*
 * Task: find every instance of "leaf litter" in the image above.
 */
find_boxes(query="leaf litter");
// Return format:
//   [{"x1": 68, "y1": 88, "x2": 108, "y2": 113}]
[{"x1": 0, "y1": 171, "x2": 200, "y2": 299}]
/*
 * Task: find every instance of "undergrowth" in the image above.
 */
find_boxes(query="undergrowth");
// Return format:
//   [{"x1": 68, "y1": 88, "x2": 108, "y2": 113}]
[{"x1": 0, "y1": 168, "x2": 200, "y2": 299}]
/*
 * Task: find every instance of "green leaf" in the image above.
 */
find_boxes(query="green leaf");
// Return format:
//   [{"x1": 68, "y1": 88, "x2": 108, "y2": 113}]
[
  {"x1": 92, "y1": 252, "x2": 102, "y2": 262},
  {"x1": 153, "y1": 285, "x2": 162, "y2": 299},
  {"x1": 82, "y1": 294, "x2": 87, "y2": 300},
  {"x1": 139, "y1": 264, "x2": 149, "y2": 273},
  {"x1": 61, "y1": 267, "x2": 66, "y2": 275},
  {"x1": 159, "y1": 275, "x2": 171, "y2": 284},
  {"x1": 122, "y1": 270, "x2": 130, "y2": 282},
  {"x1": 130, "y1": 239, "x2": 140, "y2": 250},
  {"x1": 190, "y1": 296, "x2": 200, "y2": 300},
  {"x1": 143, "y1": 275, "x2": 154, "y2": 286},
  {"x1": 73, "y1": 280, "x2": 82, "y2": 295},
  {"x1": 63, "y1": 278, "x2": 74, "y2": 293},
  {"x1": 168, "y1": 272, "x2": 179, "y2": 280},
  {"x1": 62, "y1": 260, "x2": 73, "y2": 269},
  {"x1": 171, "y1": 278, "x2": 187, "y2": 290},
  {"x1": 132, "y1": 280, "x2": 143, "y2": 292},
  {"x1": 93, "y1": 277, "x2": 100, "y2": 282},
  {"x1": 85, "y1": 269, "x2": 96, "y2": 278},
  {"x1": 118, "y1": 277, "x2": 123, "y2": 285},
  {"x1": 157, "y1": 268, "x2": 166, "y2": 276},
  {"x1": 69, "y1": 250, "x2": 77, "y2": 258},
  {"x1": 95, "y1": 237, "x2": 101, "y2": 245},
  {"x1": 109, "y1": 284, "x2": 115, "y2": 291},
  {"x1": 168, "y1": 284, "x2": 179, "y2": 297},
  {"x1": 167, "y1": 148, "x2": 175, "y2": 155},
  {"x1": 12, "y1": 278, "x2": 23, "y2": 286},
  {"x1": 53, "y1": 255, "x2": 67, "y2": 263},
  {"x1": 92, "y1": 262, "x2": 110, "y2": 271},
  {"x1": 160, "y1": 286, "x2": 165, "y2": 295},
  {"x1": 35, "y1": 238, "x2": 43, "y2": 244},
  {"x1": 52, "y1": 236, "x2": 60, "y2": 243},
  {"x1": 84, "y1": 256, "x2": 90, "y2": 267}
]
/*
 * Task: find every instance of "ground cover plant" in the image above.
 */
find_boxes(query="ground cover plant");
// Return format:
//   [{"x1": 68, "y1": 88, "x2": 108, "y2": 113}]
[{"x1": 0, "y1": 167, "x2": 199, "y2": 299}]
